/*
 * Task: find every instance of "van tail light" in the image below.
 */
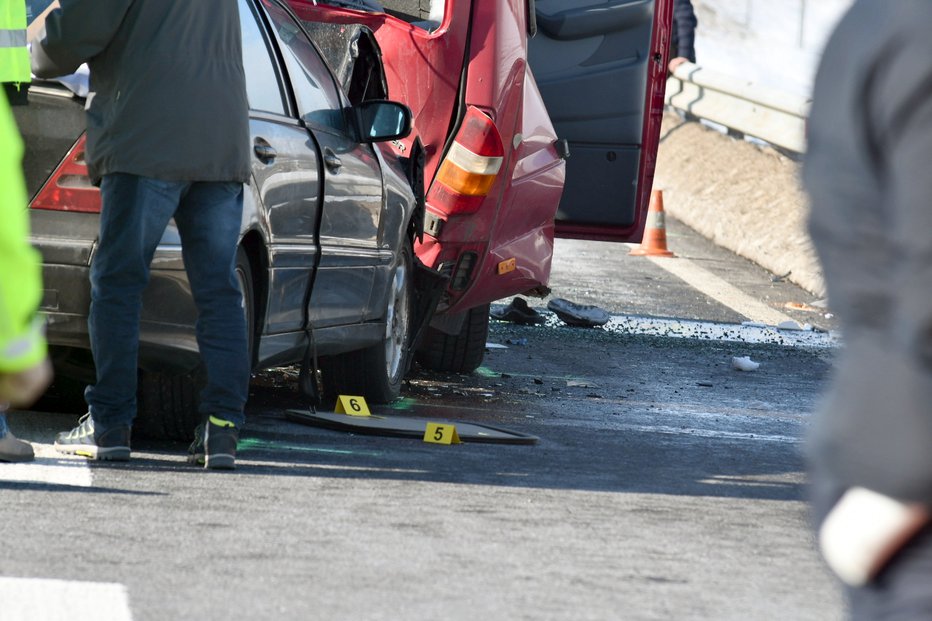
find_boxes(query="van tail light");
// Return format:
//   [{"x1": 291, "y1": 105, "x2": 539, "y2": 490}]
[
  {"x1": 30, "y1": 134, "x2": 101, "y2": 213},
  {"x1": 427, "y1": 106, "x2": 504, "y2": 215}
]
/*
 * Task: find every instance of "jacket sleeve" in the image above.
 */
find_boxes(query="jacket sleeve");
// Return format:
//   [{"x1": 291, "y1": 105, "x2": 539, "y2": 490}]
[
  {"x1": 874, "y1": 18, "x2": 932, "y2": 383},
  {"x1": 672, "y1": 0, "x2": 698, "y2": 62},
  {"x1": 807, "y1": 4, "x2": 932, "y2": 506},
  {"x1": 31, "y1": 0, "x2": 135, "y2": 78},
  {"x1": 0, "y1": 97, "x2": 46, "y2": 374}
]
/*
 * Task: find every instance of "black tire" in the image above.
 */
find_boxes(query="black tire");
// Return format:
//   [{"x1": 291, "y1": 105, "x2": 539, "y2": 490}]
[
  {"x1": 234, "y1": 246, "x2": 256, "y2": 367},
  {"x1": 415, "y1": 303, "x2": 489, "y2": 373},
  {"x1": 134, "y1": 246, "x2": 255, "y2": 441},
  {"x1": 134, "y1": 368, "x2": 202, "y2": 441},
  {"x1": 320, "y1": 243, "x2": 415, "y2": 403}
]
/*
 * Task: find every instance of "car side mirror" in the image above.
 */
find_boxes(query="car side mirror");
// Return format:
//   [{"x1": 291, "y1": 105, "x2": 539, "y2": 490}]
[{"x1": 354, "y1": 100, "x2": 412, "y2": 143}]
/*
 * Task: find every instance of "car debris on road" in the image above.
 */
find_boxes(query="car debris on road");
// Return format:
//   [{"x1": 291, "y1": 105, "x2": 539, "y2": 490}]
[{"x1": 547, "y1": 298, "x2": 611, "y2": 328}]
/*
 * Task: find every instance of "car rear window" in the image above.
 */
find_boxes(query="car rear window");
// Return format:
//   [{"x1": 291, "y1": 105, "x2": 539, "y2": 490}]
[{"x1": 240, "y1": 0, "x2": 288, "y2": 115}]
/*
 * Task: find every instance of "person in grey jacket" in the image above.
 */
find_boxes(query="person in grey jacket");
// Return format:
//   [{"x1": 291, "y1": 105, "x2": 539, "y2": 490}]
[
  {"x1": 32, "y1": 0, "x2": 251, "y2": 469},
  {"x1": 803, "y1": 0, "x2": 932, "y2": 616}
]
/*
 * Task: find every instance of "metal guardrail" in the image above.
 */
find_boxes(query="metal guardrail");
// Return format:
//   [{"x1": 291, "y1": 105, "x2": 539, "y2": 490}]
[{"x1": 665, "y1": 62, "x2": 809, "y2": 155}]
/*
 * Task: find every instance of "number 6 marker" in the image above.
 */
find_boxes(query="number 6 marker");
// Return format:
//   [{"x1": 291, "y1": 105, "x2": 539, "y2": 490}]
[{"x1": 335, "y1": 395, "x2": 370, "y2": 417}]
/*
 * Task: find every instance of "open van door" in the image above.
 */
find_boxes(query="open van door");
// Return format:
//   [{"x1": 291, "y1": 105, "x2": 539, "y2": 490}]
[{"x1": 528, "y1": 0, "x2": 673, "y2": 242}]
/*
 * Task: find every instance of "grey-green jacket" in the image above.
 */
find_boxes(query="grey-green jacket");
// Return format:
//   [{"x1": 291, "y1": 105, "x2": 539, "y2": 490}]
[{"x1": 31, "y1": 0, "x2": 250, "y2": 184}]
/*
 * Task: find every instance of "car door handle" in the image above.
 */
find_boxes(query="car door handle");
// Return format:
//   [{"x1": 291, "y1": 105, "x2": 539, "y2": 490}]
[
  {"x1": 324, "y1": 149, "x2": 343, "y2": 172},
  {"x1": 253, "y1": 139, "x2": 276, "y2": 163}
]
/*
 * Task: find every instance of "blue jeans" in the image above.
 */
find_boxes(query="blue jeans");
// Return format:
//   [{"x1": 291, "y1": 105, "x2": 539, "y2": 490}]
[{"x1": 86, "y1": 174, "x2": 249, "y2": 430}]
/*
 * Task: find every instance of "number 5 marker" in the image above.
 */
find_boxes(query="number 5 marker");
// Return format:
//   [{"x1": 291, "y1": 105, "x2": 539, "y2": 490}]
[{"x1": 423, "y1": 422, "x2": 461, "y2": 445}]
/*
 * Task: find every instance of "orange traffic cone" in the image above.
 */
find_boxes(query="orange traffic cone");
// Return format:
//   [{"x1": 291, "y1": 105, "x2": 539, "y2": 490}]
[{"x1": 629, "y1": 189, "x2": 675, "y2": 257}]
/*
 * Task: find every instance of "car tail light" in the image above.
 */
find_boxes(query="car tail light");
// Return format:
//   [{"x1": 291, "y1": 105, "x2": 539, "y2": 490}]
[
  {"x1": 427, "y1": 106, "x2": 504, "y2": 215},
  {"x1": 31, "y1": 134, "x2": 101, "y2": 213}
]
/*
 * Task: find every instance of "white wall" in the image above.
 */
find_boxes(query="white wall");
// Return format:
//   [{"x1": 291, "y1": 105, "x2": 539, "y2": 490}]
[{"x1": 692, "y1": 0, "x2": 854, "y2": 97}]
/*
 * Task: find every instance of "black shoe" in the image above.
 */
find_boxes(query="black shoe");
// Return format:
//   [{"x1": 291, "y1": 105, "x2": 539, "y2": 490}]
[
  {"x1": 491, "y1": 297, "x2": 545, "y2": 325},
  {"x1": 188, "y1": 416, "x2": 238, "y2": 470},
  {"x1": 54, "y1": 413, "x2": 131, "y2": 461}
]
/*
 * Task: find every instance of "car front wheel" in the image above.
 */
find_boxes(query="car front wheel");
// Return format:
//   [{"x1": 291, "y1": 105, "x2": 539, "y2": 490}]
[{"x1": 320, "y1": 242, "x2": 415, "y2": 403}]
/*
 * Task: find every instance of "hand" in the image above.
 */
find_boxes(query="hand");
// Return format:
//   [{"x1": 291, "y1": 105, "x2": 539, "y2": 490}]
[
  {"x1": 0, "y1": 359, "x2": 53, "y2": 408},
  {"x1": 668, "y1": 57, "x2": 689, "y2": 72},
  {"x1": 819, "y1": 487, "x2": 930, "y2": 586}
]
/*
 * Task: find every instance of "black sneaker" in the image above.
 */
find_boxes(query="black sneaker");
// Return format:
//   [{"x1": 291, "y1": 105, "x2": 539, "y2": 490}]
[
  {"x1": 187, "y1": 416, "x2": 238, "y2": 470},
  {"x1": 491, "y1": 297, "x2": 546, "y2": 325},
  {"x1": 54, "y1": 413, "x2": 131, "y2": 461}
]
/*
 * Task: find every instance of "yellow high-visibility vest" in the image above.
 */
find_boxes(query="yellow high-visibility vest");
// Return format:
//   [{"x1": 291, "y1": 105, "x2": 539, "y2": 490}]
[
  {"x1": 0, "y1": 0, "x2": 30, "y2": 86},
  {"x1": 0, "y1": 88, "x2": 45, "y2": 373}
]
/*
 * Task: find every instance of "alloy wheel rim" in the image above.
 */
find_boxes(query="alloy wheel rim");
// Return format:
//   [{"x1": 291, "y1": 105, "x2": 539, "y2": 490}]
[{"x1": 384, "y1": 262, "x2": 410, "y2": 381}]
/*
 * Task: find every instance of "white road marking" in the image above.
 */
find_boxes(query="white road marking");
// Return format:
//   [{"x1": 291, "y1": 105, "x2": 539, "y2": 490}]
[
  {"x1": 0, "y1": 577, "x2": 132, "y2": 621},
  {"x1": 611, "y1": 423, "x2": 802, "y2": 444},
  {"x1": 697, "y1": 474, "x2": 802, "y2": 488},
  {"x1": 0, "y1": 443, "x2": 92, "y2": 487},
  {"x1": 643, "y1": 252, "x2": 798, "y2": 326}
]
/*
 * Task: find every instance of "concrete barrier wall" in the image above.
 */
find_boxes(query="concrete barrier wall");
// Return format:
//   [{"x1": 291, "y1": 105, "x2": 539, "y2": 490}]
[
  {"x1": 666, "y1": 62, "x2": 809, "y2": 155},
  {"x1": 653, "y1": 111, "x2": 824, "y2": 297},
  {"x1": 656, "y1": 59, "x2": 825, "y2": 296}
]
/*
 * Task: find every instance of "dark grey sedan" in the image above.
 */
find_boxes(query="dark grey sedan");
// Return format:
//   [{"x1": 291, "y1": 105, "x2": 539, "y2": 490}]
[{"x1": 16, "y1": 0, "x2": 429, "y2": 439}]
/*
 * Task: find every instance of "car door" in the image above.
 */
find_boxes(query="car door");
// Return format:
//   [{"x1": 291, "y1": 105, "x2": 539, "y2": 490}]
[
  {"x1": 528, "y1": 0, "x2": 673, "y2": 242},
  {"x1": 240, "y1": 0, "x2": 324, "y2": 338},
  {"x1": 262, "y1": 0, "x2": 386, "y2": 328}
]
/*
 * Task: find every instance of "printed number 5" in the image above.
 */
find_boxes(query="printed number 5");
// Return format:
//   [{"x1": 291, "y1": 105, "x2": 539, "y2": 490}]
[{"x1": 434, "y1": 426, "x2": 445, "y2": 441}]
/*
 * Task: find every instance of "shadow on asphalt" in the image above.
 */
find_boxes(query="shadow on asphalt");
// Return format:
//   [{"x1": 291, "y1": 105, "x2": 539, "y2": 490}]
[
  {"x1": 28, "y1": 321, "x2": 832, "y2": 504},
  {"x1": 223, "y1": 415, "x2": 809, "y2": 502},
  {"x1": 0, "y1": 479, "x2": 166, "y2": 495}
]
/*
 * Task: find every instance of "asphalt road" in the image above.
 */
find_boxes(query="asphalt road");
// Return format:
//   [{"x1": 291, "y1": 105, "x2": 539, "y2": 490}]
[{"x1": 1, "y1": 217, "x2": 845, "y2": 621}]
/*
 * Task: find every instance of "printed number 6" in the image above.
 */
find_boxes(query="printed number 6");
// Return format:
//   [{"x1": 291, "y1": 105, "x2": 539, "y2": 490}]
[
  {"x1": 434, "y1": 427, "x2": 444, "y2": 441},
  {"x1": 349, "y1": 398, "x2": 361, "y2": 412}
]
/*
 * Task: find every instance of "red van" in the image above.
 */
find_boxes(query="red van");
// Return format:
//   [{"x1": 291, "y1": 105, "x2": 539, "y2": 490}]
[{"x1": 289, "y1": 0, "x2": 673, "y2": 372}]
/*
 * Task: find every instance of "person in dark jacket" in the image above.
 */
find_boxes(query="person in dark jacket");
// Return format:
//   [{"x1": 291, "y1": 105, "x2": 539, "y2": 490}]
[
  {"x1": 32, "y1": 0, "x2": 251, "y2": 469},
  {"x1": 669, "y1": 0, "x2": 698, "y2": 72},
  {"x1": 803, "y1": 0, "x2": 932, "y2": 617}
]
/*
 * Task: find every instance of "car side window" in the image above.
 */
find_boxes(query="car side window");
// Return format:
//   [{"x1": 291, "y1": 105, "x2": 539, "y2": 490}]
[
  {"x1": 262, "y1": 1, "x2": 347, "y2": 133},
  {"x1": 239, "y1": 0, "x2": 288, "y2": 115}
]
